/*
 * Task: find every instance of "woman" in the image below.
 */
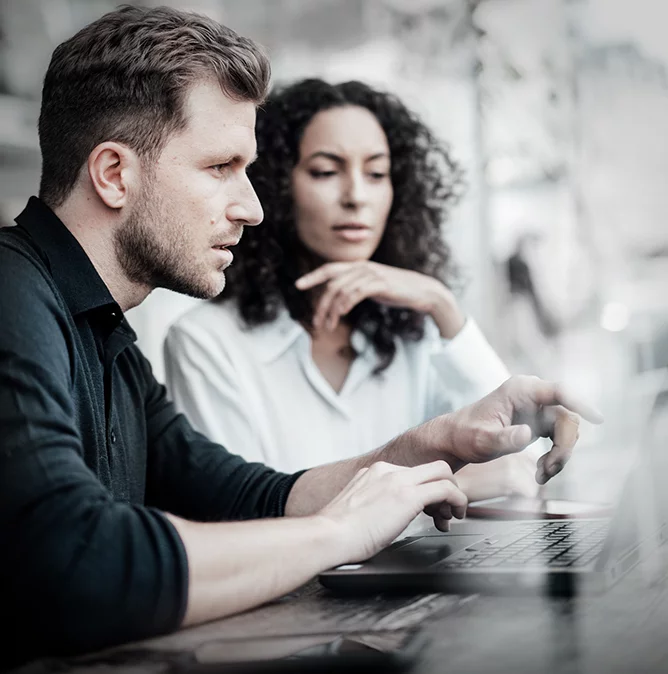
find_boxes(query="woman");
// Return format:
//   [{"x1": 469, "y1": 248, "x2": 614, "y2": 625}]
[{"x1": 164, "y1": 79, "x2": 538, "y2": 502}]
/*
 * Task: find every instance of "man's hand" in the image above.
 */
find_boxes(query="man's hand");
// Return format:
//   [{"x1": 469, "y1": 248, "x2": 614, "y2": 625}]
[
  {"x1": 421, "y1": 375, "x2": 604, "y2": 484},
  {"x1": 317, "y1": 460, "x2": 468, "y2": 562},
  {"x1": 286, "y1": 376, "x2": 602, "y2": 521},
  {"x1": 295, "y1": 261, "x2": 465, "y2": 338}
]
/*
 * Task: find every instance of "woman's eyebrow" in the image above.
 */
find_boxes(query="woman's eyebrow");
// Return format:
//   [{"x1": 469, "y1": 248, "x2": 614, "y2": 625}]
[
  {"x1": 364, "y1": 152, "x2": 389, "y2": 162},
  {"x1": 306, "y1": 151, "x2": 345, "y2": 163},
  {"x1": 305, "y1": 151, "x2": 389, "y2": 163}
]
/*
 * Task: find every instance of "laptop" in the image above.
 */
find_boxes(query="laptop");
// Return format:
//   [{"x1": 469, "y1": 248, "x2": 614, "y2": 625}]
[{"x1": 320, "y1": 372, "x2": 668, "y2": 597}]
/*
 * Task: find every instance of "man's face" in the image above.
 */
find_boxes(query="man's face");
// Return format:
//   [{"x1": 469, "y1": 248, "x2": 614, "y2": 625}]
[{"x1": 115, "y1": 80, "x2": 263, "y2": 299}]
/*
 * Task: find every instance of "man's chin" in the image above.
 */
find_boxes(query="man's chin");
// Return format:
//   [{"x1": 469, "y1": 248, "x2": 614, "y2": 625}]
[
  {"x1": 205, "y1": 270, "x2": 227, "y2": 299},
  {"x1": 196, "y1": 275, "x2": 226, "y2": 301},
  {"x1": 162, "y1": 271, "x2": 226, "y2": 301}
]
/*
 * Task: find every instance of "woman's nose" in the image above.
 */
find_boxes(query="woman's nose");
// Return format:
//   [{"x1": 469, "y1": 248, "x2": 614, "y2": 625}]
[{"x1": 341, "y1": 171, "x2": 367, "y2": 208}]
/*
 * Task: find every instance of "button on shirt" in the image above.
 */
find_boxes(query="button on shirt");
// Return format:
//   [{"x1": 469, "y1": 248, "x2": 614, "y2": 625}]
[
  {"x1": 164, "y1": 298, "x2": 511, "y2": 475},
  {"x1": 0, "y1": 198, "x2": 302, "y2": 668}
]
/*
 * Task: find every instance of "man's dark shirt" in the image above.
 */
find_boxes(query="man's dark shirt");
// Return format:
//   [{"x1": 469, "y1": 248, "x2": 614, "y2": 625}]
[{"x1": 0, "y1": 198, "x2": 303, "y2": 668}]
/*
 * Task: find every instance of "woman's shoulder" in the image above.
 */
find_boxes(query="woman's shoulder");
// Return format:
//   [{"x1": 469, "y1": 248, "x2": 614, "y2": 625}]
[
  {"x1": 169, "y1": 298, "x2": 246, "y2": 337},
  {"x1": 165, "y1": 300, "x2": 253, "y2": 359},
  {"x1": 166, "y1": 298, "x2": 299, "y2": 363}
]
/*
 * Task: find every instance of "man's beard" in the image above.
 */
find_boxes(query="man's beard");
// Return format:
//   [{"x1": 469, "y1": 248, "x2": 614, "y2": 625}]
[{"x1": 114, "y1": 188, "x2": 225, "y2": 300}]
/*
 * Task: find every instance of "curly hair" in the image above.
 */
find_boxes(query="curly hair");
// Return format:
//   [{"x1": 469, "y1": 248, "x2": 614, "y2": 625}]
[{"x1": 221, "y1": 78, "x2": 465, "y2": 372}]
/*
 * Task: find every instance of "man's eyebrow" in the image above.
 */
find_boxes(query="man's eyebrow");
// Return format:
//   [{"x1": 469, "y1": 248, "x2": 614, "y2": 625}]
[{"x1": 204, "y1": 152, "x2": 258, "y2": 166}]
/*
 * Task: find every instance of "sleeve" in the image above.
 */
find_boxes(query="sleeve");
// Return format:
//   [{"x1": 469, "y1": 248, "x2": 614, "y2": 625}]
[
  {"x1": 163, "y1": 319, "x2": 267, "y2": 464},
  {"x1": 424, "y1": 317, "x2": 510, "y2": 420},
  {"x1": 0, "y1": 247, "x2": 187, "y2": 664},
  {"x1": 145, "y1": 340, "x2": 302, "y2": 521}
]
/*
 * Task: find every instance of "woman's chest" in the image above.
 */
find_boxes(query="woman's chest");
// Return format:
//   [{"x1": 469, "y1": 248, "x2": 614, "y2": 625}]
[{"x1": 253, "y1": 347, "x2": 423, "y2": 470}]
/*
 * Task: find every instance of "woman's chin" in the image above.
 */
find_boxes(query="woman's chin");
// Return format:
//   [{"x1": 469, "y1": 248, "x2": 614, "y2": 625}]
[
  {"x1": 327, "y1": 253, "x2": 371, "y2": 263},
  {"x1": 320, "y1": 245, "x2": 376, "y2": 264}
]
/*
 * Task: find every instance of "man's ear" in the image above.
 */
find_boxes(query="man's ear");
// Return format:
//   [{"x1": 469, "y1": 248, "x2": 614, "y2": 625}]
[{"x1": 87, "y1": 141, "x2": 139, "y2": 209}]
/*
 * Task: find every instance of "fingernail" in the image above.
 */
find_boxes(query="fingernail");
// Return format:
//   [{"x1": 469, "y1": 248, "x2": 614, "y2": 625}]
[{"x1": 549, "y1": 460, "x2": 563, "y2": 477}]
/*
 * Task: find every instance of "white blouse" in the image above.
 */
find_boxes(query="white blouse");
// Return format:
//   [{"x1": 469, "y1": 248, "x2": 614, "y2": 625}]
[{"x1": 163, "y1": 300, "x2": 511, "y2": 474}]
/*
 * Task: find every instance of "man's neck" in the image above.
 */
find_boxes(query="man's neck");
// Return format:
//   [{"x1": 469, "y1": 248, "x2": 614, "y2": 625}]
[{"x1": 53, "y1": 197, "x2": 150, "y2": 313}]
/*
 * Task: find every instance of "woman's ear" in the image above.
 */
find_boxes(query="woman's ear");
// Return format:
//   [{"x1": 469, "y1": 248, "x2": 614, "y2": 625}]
[{"x1": 87, "y1": 141, "x2": 139, "y2": 209}]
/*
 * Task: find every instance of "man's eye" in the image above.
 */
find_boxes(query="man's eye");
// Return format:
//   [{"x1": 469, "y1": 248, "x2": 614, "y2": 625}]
[{"x1": 210, "y1": 163, "x2": 231, "y2": 173}]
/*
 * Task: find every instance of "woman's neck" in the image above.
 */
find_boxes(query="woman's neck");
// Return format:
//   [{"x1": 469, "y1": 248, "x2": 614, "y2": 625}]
[{"x1": 309, "y1": 321, "x2": 355, "y2": 394}]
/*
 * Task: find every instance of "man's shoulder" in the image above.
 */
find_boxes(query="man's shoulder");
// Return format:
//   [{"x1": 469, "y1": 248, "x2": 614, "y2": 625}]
[
  {"x1": 0, "y1": 227, "x2": 71, "y2": 360},
  {"x1": 1, "y1": 224, "x2": 41, "y2": 258},
  {"x1": 0, "y1": 226, "x2": 56, "y2": 295}
]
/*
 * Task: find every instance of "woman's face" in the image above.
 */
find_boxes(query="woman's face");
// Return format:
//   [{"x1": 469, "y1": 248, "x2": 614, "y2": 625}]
[{"x1": 291, "y1": 105, "x2": 393, "y2": 262}]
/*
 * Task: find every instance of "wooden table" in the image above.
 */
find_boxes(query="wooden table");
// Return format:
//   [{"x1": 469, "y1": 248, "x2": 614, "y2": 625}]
[{"x1": 21, "y1": 536, "x2": 668, "y2": 674}]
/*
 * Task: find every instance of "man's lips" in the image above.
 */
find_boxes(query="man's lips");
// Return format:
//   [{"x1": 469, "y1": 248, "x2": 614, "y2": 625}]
[
  {"x1": 212, "y1": 236, "x2": 241, "y2": 249},
  {"x1": 211, "y1": 238, "x2": 239, "y2": 266}
]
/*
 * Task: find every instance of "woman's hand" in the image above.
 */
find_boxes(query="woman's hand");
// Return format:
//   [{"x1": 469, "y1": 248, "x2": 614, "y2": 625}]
[
  {"x1": 295, "y1": 261, "x2": 465, "y2": 338},
  {"x1": 455, "y1": 453, "x2": 540, "y2": 503}
]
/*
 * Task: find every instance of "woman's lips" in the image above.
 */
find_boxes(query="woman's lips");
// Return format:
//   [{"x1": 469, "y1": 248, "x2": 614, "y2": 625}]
[{"x1": 332, "y1": 224, "x2": 372, "y2": 243}]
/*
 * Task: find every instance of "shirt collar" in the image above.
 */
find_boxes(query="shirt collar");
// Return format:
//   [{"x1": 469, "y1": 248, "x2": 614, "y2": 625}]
[
  {"x1": 15, "y1": 196, "x2": 122, "y2": 320},
  {"x1": 250, "y1": 305, "x2": 374, "y2": 364}
]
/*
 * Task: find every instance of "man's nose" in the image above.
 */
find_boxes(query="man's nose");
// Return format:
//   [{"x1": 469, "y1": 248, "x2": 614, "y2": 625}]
[{"x1": 228, "y1": 176, "x2": 264, "y2": 227}]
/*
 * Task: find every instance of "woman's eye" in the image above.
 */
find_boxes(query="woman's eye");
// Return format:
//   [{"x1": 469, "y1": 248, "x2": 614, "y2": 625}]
[
  {"x1": 309, "y1": 169, "x2": 337, "y2": 178},
  {"x1": 210, "y1": 163, "x2": 231, "y2": 173},
  {"x1": 369, "y1": 172, "x2": 388, "y2": 180}
]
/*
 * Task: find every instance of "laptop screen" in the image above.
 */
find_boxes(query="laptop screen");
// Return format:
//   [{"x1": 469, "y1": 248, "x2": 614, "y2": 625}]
[{"x1": 601, "y1": 370, "x2": 668, "y2": 566}]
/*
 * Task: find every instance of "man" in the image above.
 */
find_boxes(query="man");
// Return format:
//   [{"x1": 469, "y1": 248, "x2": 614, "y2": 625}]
[{"x1": 0, "y1": 5, "x2": 602, "y2": 668}]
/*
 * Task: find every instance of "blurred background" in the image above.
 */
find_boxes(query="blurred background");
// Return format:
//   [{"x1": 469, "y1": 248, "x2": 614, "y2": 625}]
[{"x1": 1, "y1": 0, "x2": 667, "y2": 496}]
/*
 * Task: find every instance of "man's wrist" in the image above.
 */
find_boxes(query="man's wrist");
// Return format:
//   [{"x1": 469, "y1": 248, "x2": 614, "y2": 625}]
[
  {"x1": 377, "y1": 415, "x2": 465, "y2": 473},
  {"x1": 309, "y1": 513, "x2": 357, "y2": 568}
]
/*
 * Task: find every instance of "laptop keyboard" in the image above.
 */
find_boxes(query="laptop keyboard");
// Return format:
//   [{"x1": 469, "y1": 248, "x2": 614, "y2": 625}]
[{"x1": 438, "y1": 520, "x2": 609, "y2": 570}]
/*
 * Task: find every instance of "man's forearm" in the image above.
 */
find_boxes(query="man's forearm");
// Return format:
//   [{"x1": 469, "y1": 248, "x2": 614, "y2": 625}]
[
  {"x1": 169, "y1": 412, "x2": 469, "y2": 626},
  {"x1": 285, "y1": 416, "x2": 463, "y2": 517},
  {"x1": 167, "y1": 512, "x2": 346, "y2": 627}
]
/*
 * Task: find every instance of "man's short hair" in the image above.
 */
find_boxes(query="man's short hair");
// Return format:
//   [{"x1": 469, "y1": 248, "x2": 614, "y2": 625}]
[{"x1": 38, "y1": 4, "x2": 270, "y2": 207}]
